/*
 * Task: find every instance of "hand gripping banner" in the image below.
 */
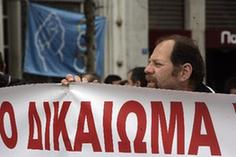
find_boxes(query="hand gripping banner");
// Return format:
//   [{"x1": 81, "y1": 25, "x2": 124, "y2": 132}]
[{"x1": 0, "y1": 84, "x2": 236, "y2": 157}]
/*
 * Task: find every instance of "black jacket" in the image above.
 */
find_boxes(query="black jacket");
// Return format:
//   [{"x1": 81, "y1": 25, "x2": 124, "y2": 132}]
[
  {"x1": 0, "y1": 73, "x2": 25, "y2": 87},
  {"x1": 194, "y1": 83, "x2": 215, "y2": 93}
]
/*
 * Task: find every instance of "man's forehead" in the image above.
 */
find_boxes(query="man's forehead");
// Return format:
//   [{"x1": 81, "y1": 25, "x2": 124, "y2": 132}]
[
  {"x1": 156, "y1": 39, "x2": 175, "y2": 50},
  {"x1": 151, "y1": 40, "x2": 175, "y2": 59}
]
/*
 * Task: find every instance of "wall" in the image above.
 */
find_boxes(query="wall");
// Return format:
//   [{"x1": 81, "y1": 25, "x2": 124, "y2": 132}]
[
  {"x1": 98, "y1": 0, "x2": 148, "y2": 79},
  {"x1": 185, "y1": 0, "x2": 206, "y2": 62},
  {"x1": 8, "y1": 0, "x2": 22, "y2": 78}
]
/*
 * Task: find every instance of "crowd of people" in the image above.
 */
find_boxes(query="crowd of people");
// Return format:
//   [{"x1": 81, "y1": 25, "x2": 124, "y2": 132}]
[
  {"x1": 61, "y1": 35, "x2": 216, "y2": 93},
  {"x1": 1, "y1": 35, "x2": 236, "y2": 94}
]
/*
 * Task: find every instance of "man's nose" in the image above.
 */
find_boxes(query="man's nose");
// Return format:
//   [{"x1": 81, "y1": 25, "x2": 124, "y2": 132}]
[{"x1": 145, "y1": 64, "x2": 153, "y2": 74}]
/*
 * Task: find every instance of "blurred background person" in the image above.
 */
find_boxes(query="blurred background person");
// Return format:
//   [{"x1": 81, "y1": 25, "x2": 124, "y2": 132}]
[
  {"x1": 81, "y1": 73, "x2": 101, "y2": 83},
  {"x1": 224, "y1": 77, "x2": 236, "y2": 94},
  {"x1": 119, "y1": 79, "x2": 128, "y2": 85},
  {"x1": 103, "y1": 74, "x2": 122, "y2": 84},
  {"x1": 127, "y1": 67, "x2": 147, "y2": 87}
]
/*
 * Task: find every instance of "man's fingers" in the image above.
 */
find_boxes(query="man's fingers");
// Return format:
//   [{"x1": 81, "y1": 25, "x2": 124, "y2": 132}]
[
  {"x1": 66, "y1": 74, "x2": 74, "y2": 82},
  {"x1": 82, "y1": 77, "x2": 88, "y2": 83},
  {"x1": 62, "y1": 74, "x2": 82, "y2": 85},
  {"x1": 74, "y1": 75, "x2": 82, "y2": 82},
  {"x1": 61, "y1": 79, "x2": 69, "y2": 86},
  {"x1": 93, "y1": 80, "x2": 99, "y2": 83}
]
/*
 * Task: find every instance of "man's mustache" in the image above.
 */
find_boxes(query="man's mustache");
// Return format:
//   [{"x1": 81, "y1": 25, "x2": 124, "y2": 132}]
[{"x1": 145, "y1": 74, "x2": 158, "y2": 88}]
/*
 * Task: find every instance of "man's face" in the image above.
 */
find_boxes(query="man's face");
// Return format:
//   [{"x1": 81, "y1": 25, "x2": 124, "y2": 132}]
[{"x1": 145, "y1": 40, "x2": 181, "y2": 90}]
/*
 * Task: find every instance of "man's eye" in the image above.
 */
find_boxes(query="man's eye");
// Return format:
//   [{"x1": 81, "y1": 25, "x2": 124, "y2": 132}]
[{"x1": 154, "y1": 62, "x2": 162, "y2": 67}]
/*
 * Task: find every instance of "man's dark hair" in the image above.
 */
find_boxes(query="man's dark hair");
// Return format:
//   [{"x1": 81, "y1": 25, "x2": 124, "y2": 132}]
[
  {"x1": 131, "y1": 67, "x2": 147, "y2": 87},
  {"x1": 104, "y1": 74, "x2": 122, "y2": 84},
  {"x1": 156, "y1": 35, "x2": 204, "y2": 87}
]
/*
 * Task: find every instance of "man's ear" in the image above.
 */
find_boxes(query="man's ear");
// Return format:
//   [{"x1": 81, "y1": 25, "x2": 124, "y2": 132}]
[{"x1": 179, "y1": 63, "x2": 192, "y2": 81}]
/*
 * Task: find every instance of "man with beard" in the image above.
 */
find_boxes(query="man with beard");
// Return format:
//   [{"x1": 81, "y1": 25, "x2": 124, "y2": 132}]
[
  {"x1": 145, "y1": 35, "x2": 214, "y2": 92},
  {"x1": 61, "y1": 35, "x2": 214, "y2": 93}
]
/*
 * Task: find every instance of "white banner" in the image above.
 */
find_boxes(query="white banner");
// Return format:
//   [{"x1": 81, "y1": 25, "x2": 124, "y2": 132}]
[{"x1": 0, "y1": 83, "x2": 236, "y2": 157}]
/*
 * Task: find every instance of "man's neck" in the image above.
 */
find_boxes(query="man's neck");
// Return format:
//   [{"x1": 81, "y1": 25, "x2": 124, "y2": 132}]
[{"x1": 177, "y1": 82, "x2": 194, "y2": 92}]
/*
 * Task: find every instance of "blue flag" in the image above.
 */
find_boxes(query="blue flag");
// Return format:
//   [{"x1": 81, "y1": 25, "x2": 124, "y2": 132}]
[{"x1": 24, "y1": 3, "x2": 106, "y2": 77}]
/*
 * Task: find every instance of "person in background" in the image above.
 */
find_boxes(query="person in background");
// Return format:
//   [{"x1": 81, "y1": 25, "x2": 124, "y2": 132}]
[
  {"x1": 103, "y1": 74, "x2": 122, "y2": 85},
  {"x1": 61, "y1": 35, "x2": 214, "y2": 93},
  {"x1": 127, "y1": 67, "x2": 147, "y2": 87},
  {"x1": 81, "y1": 73, "x2": 101, "y2": 83},
  {"x1": 224, "y1": 77, "x2": 236, "y2": 94},
  {"x1": 0, "y1": 52, "x2": 24, "y2": 87},
  {"x1": 145, "y1": 35, "x2": 214, "y2": 93},
  {"x1": 119, "y1": 80, "x2": 128, "y2": 85}
]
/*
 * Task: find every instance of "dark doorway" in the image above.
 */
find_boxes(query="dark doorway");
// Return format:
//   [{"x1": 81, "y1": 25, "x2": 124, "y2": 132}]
[{"x1": 206, "y1": 48, "x2": 236, "y2": 93}]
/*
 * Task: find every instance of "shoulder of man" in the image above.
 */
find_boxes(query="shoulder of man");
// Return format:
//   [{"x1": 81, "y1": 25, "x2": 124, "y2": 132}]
[
  {"x1": 0, "y1": 73, "x2": 11, "y2": 87},
  {"x1": 194, "y1": 83, "x2": 215, "y2": 93},
  {"x1": 9, "y1": 77, "x2": 26, "y2": 86},
  {"x1": 0, "y1": 73, "x2": 26, "y2": 87}
]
